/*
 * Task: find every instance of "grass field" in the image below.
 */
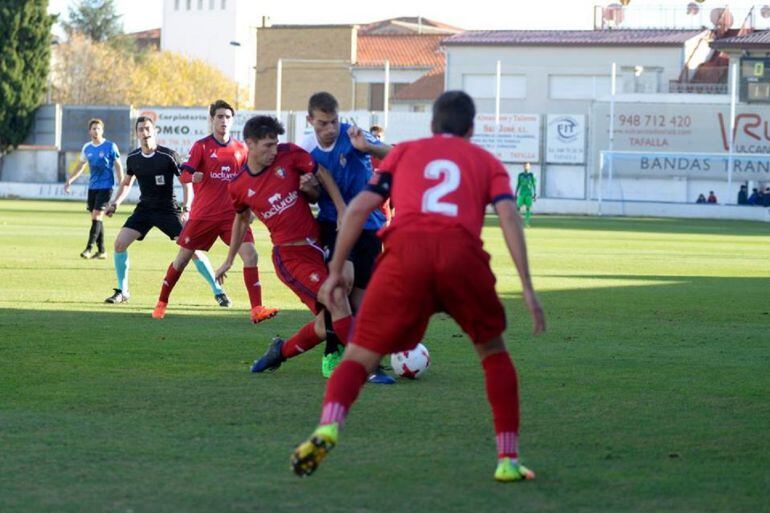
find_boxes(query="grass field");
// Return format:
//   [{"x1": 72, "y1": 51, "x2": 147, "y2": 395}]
[{"x1": 1, "y1": 199, "x2": 768, "y2": 513}]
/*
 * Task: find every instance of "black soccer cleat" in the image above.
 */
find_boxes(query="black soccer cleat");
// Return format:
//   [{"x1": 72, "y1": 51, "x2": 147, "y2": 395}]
[
  {"x1": 105, "y1": 288, "x2": 130, "y2": 304},
  {"x1": 251, "y1": 337, "x2": 286, "y2": 373},
  {"x1": 215, "y1": 292, "x2": 232, "y2": 308}
]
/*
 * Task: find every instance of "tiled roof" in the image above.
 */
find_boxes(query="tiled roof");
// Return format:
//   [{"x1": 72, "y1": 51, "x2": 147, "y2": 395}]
[
  {"x1": 392, "y1": 65, "x2": 444, "y2": 101},
  {"x1": 359, "y1": 17, "x2": 462, "y2": 35},
  {"x1": 356, "y1": 35, "x2": 444, "y2": 68},
  {"x1": 442, "y1": 29, "x2": 707, "y2": 47},
  {"x1": 711, "y1": 30, "x2": 770, "y2": 48}
]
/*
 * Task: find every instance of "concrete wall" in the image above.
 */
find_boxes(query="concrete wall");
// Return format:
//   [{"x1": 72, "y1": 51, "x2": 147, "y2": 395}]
[
  {"x1": 254, "y1": 26, "x2": 356, "y2": 111},
  {"x1": 1, "y1": 149, "x2": 59, "y2": 182}
]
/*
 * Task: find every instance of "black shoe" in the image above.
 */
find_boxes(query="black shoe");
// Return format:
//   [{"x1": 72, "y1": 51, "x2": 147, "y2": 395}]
[
  {"x1": 215, "y1": 293, "x2": 232, "y2": 308},
  {"x1": 251, "y1": 337, "x2": 286, "y2": 373},
  {"x1": 105, "y1": 288, "x2": 129, "y2": 304}
]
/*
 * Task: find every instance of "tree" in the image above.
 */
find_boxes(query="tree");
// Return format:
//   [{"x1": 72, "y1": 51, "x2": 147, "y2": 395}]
[
  {"x1": 0, "y1": 0, "x2": 56, "y2": 156},
  {"x1": 62, "y1": 0, "x2": 123, "y2": 43}
]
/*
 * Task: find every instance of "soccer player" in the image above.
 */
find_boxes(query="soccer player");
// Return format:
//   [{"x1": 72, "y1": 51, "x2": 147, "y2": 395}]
[
  {"x1": 215, "y1": 115, "x2": 352, "y2": 370},
  {"x1": 64, "y1": 118, "x2": 124, "y2": 259},
  {"x1": 301, "y1": 92, "x2": 393, "y2": 382},
  {"x1": 515, "y1": 162, "x2": 536, "y2": 227},
  {"x1": 151, "y1": 100, "x2": 277, "y2": 323},
  {"x1": 103, "y1": 116, "x2": 224, "y2": 304},
  {"x1": 369, "y1": 125, "x2": 392, "y2": 225},
  {"x1": 291, "y1": 91, "x2": 546, "y2": 483}
]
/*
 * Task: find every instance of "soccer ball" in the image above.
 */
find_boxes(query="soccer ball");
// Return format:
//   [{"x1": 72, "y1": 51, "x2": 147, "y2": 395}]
[{"x1": 390, "y1": 343, "x2": 430, "y2": 379}]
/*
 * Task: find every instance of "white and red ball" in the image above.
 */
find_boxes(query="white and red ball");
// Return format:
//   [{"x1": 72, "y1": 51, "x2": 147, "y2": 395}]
[{"x1": 390, "y1": 343, "x2": 430, "y2": 379}]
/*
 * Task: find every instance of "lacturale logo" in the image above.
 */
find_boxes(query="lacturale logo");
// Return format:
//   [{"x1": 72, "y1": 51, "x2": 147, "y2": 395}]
[{"x1": 263, "y1": 191, "x2": 299, "y2": 219}]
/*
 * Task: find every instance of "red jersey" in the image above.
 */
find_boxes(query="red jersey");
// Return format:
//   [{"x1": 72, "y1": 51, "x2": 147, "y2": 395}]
[
  {"x1": 181, "y1": 135, "x2": 248, "y2": 221},
  {"x1": 228, "y1": 143, "x2": 319, "y2": 245},
  {"x1": 373, "y1": 134, "x2": 513, "y2": 241}
]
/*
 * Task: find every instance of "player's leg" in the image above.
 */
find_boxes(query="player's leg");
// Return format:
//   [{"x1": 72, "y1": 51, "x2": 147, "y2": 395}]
[
  {"x1": 474, "y1": 336, "x2": 535, "y2": 483},
  {"x1": 93, "y1": 189, "x2": 111, "y2": 257},
  {"x1": 81, "y1": 190, "x2": 99, "y2": 258},
  {"x1": 190, "y1": 252, "x2": 230, "y2": 306},
  {"x1": 237, "y1": 241, "x2": 278, "y2": 323},
  {"x1": 292, "y1": 246, "x2": 433, "y2": 476},
  {"x1": 152, "y1": 247, "x2": 195, "y2": 319},
  {"x1": 252, "y1": 311, "x2": 327, "y2": 373},
  {"x1": 106, "y1": 225, "x2": 142, "y2": 303},
  {"x1": 523, "y1": 196, "x2": 533, "y2": 227}
]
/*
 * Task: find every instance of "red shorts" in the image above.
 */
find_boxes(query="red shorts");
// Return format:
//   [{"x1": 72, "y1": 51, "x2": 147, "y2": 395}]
[
  {"x1": 353, "y1": 226, "x2": 506, "y2": 354},
  {"x1": 177, "y1": 218, "x2": 254, "y2": 251},
  {"x1": 272, "y1": 242, "x2": 328, "y2": 315}
]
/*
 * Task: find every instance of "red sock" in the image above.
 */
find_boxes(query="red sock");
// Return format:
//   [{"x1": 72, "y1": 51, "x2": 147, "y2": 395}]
[
  {"x1": 243, "y1": 266, "x2": 262, "y2": 307},
  {"x1": 159, "y1": 263, "x2": 182, "y2": 303},
  {"x1": 331, "y1": 315, "x2": 353, "y2": 344},
  {"x1": 482, "y1": 351, "x2": 520, "y2": 459},
  {"x1": 319, "y1": 360, "x2": 368, "y2": 427},
  {"x1": 281, "y1": 321, "x2": 323, "y2": 359}
]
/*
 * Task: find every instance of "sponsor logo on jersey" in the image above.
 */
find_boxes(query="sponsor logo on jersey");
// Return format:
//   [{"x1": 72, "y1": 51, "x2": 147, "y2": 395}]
[
  {"x1": 155, "y1": 175, "x2": 166, "y2": 186},
  {"x1": 210, "y1": 166, "x2": 237, "y2": 181},
  {"x1": 262, "y1": 191, "x2": 299, "y2": 219},
  {"x1": 275, "y1": 167, "x2": 285, "y2": 178}
]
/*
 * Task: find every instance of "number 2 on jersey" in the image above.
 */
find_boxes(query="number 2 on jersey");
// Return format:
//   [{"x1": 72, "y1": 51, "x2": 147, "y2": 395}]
[{"x1": 421, "y1": 159, "x2": 460, "y2": 216}]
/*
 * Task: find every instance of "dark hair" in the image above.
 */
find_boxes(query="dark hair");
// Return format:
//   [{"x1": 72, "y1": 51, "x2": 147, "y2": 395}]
[
  {"x1": 369, "y1": 125, "x2": 383, "y2": 134},
  {"x1": 431, "y1": 90, "x2": 475, "y2": 136},
  {"x1": 308, "y1": 92, "x2": 338, "y2": 116},
  {"x1": 209, "y1": 99, "x2": 235, "y2": 117},
  {"x1": 243, "y1": 115, "x2": 285, "y2": 142},
  {"x1": 135, "y1": 116, "x2": 154, "y2": 129},
  {"x1": 88, "y1": 118, "x2": 104, "y2": 129}
]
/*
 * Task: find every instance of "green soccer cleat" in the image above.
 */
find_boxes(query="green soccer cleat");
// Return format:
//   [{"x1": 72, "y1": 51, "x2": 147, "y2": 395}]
[
  {"x1": 494, "y1": 458, "x2": 535, "y2": 483},
  {"x1": 291, "y1": 423, "x2": 339, "y2": 477},
  {"x1": 321, "y1": 347, "x2": 344, "y2": 378}
]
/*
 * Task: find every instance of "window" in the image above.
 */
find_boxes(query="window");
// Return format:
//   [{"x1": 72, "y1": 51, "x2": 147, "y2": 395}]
[
  {"x1": 185, "y1": 0, "x2": 191, "y2": 10},
  {"x1": 209, "y1": 0, "x2": 215, "y2": 8},
  {"x1": 174, "y1": 0, "x2": 180, "y2": 9},
  {"x1": 197, "y1": 0, "x2": 203, "y2": 9},
  {"x1": 549, "y1": 75, "x2": 611, "y2": 99},
  {"x1": 461, "y1": 74, "x2": 526, "y2": 99},
  {"x1": 221, "y1": 0, "x2": 227, "y2": 9},
  {"x1": 620, "y1": 66, "x2": 662, "y2": 93}
]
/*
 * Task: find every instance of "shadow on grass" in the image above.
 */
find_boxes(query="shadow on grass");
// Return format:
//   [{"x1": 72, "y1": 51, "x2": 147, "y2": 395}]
[{"x1": 483, "y1": 214, "x2": 770, "y2": 237}]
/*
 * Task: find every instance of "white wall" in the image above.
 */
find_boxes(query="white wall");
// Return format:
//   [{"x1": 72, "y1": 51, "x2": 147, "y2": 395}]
[
  {"x1": 445, "y1": 45, "x2": 688, "y2": 115},
  {"x1": 2, "y1": 149, "x2": 59, "y2": 182},
  {"x1": 162, "y1": 0, "x2": 258, "y2": 103}
]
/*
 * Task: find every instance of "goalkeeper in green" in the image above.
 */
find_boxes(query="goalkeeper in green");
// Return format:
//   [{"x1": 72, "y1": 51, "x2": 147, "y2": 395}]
[{"x1": 515, "y1": 162, "x2": 536, "y2": 227}]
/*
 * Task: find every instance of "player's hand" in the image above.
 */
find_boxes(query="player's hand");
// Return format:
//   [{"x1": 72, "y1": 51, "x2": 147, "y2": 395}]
[
  {"x1": 192, "y1": 172, "x2": 204, "y2": 184},
  {"x1": 347, "y1": 124, "x2": 369, "y2": 152},
  {"x1": 63, "y1": 181, "x2": 71, "y2": 193},
  {"x1": 299, "y1": 173, "x2": 319, "y2": 193},
  {"x1": 105, "y1": 203, "x2": 117, "y2": 217},
  {"x1": 319, "y1": 271, "x2": 347, "y2": 307},
  {"x1": 215, "y1": 260, "x2": 233, "y2": 285},
  {"x1": 522, "y1": 288, "x2": 546, "y2": 336},
  {"x1": 180, "y1": 211, "x2": 189, "y2": 224}
]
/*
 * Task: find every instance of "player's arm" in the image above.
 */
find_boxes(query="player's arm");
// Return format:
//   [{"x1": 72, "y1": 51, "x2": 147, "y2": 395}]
[
  {"x1": 494, "y1": 198, "x2": 545, "y2": 335},
  {"x1": 114, "y1": 157, "x2": 125, "y2": 185},
  {"x1": 316, "y1": 165, "x2": 346, "y2": 223},
  {"x1": 106, "y1": 174, "x2": 136, "y2": 216},
  {"x1": 215, "y1": 209, "x2": 251, "y2": 283},
  {"x1": 347, "y1": 125, "x2": 392, "y2": 159},
  {"x1": 178, "y1": 177, "x2": 193, "y2": 213},
  {"x1": 299, "y1": 173, "x2": 320, "y2": 203},
  {"x1": 531, "y1": 174, "x2": 537, "y2": 200},
  {"x1": 64, "y1": 160, "x2": 87, "y2": 193}
]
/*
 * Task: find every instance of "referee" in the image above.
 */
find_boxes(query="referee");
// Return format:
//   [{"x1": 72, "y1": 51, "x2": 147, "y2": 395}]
[{"x1": 103, "y1": 116, "x2": 227, "y2": 305}]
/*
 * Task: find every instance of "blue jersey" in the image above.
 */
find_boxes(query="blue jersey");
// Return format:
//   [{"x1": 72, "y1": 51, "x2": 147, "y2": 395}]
[
  {"x1": 300, "y1": 123, "x2": 385, "y2": 230},
  {"x1": 81, "y1": 139, "x2": 120, "y2": 190}
]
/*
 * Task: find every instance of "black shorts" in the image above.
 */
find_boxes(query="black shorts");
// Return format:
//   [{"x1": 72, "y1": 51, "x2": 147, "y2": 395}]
[
  {"x1": 87, "y1": 188, "x2": 113, "y2": 212},
  {"x1": 123, "y1": 205, "x2": 183, "y2": 241},
  {"x1": 320, "y1": 220, "x2": 382, "y2": 289}
]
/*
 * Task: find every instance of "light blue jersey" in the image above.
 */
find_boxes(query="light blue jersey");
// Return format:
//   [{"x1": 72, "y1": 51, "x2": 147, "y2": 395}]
[
  {"x1": 81, "y1": 139, "x2": 120, "y2": 190},
  {"x1": 300, "y1": 123, "x2": 385, "y2": 230}
]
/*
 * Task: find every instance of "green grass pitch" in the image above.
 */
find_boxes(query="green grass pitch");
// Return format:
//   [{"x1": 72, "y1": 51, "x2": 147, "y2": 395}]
[{"x1": 0, "y1": 199, "x2": 768, "y2": 513}]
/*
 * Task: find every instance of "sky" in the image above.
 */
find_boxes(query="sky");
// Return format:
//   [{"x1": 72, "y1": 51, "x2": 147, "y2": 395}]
[{"x1": 46, "y1": 0, "x2": 763, "y2": 33}]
